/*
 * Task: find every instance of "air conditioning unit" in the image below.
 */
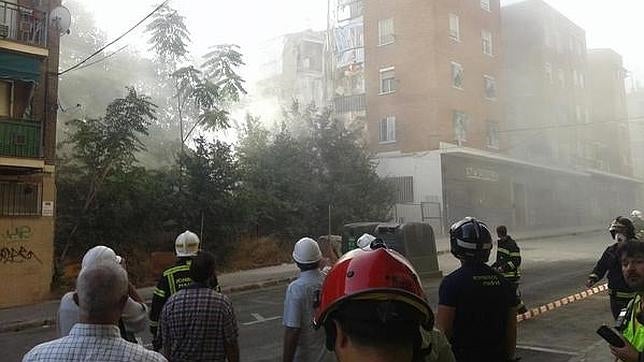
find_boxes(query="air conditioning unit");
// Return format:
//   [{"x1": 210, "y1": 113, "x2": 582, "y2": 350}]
[{"x1": 0, "y1": 24, "x2": 8, "y2": 38}]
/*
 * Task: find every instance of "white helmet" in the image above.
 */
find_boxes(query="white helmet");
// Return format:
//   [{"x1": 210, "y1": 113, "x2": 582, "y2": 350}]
[
  {"x1": 81, "y1": 245, "x2": 122, "y2": 270},
  {"x1": 292, "y1": 237, "x2": 322, "y2": 264},
  {"x1": 356, "y1": 233, "x2": 377, "y2": 250},
  {"x1": 175, "y1": 230, "x2": 200, "y2": 257},
  {"x1": 632, "y1": 210, "x2": 642, "y2": 219}
]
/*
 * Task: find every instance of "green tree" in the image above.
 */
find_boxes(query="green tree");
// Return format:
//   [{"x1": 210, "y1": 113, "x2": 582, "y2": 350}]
[{"x1": 57, "y1": 88, "x2": 156, "y2": 264}]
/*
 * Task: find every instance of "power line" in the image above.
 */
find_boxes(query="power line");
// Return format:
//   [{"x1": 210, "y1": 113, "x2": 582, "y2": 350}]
[
  {"x1": 74, "y1": 44, "x2": 129, "y2": 71},
  {"x1": 58, "y1": 0, "x2": 169, "y2": 76}
]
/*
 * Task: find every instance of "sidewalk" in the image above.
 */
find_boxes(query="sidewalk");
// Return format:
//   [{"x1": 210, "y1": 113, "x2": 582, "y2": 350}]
[{"x1": 0, "y1": 224, "x2": 602, "y2": 333}]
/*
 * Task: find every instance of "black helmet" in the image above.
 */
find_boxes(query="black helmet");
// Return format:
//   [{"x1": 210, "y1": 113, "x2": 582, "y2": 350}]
[
  {"x1": 609, "y1": 216, "x2": 635, "y2": 240},
  {"x1": 450, "y1": 217, "x2": 493, "y2": 262}
]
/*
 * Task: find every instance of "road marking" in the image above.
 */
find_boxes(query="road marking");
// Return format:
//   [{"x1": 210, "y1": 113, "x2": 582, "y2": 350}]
[
  {"x1": 242, "y1": 313, "x2": 282, "y2": 326},
  {"x1": 517, "y1": 344, "x2": 578, "y2": 356},
  {"x1": 517, "y1": 282, "x2": 608, "y2": 323}
]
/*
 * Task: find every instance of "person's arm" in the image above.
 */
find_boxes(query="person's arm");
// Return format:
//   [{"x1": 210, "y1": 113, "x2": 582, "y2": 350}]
[
  {"x1": 610, "y1": 338, "x2": 640, "y2": 362},
  {"x1": 150, "y1": 276, "x2": 169, "y2": 349},
  {"x1": 121, "y1": 297, "x2": 148, "y2": 333},
  {"x1": 436, "y1": 305, "x2": 456, "y2": 340},
  {"x1": 505, "y1": 307, "x2": 518, "y2": 361},
  {"x1": 283, "y1": 327, "x2": 301, "y2": 362},
  {"x1": 128, "y1": 282, "x2": 145, "y2": 303},
  {"x1": 224, "y1": 340, "x2": 240, "y2": 362},
  {"x1": 223, "y1": 296, "x2": 240, "y2": 362},
  {"x1": 587, "y1": 248, "x2": 611, "y2": 287}
]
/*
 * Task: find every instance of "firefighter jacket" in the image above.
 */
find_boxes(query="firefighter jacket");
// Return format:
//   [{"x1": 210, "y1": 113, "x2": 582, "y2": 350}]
[
  {"x1": 589, "y1": 243, "x2": 635, "y2": 299},
  {"x1": 149, "y1": 257, "x2": 194, "y2": 337},
  {"x1": 492, "y1": 236, "x2": 521, "y2": 283}
]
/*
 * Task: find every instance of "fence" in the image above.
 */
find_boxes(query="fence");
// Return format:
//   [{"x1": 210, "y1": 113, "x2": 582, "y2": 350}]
[{"x1": 391, "y1": 202, "x2": 444, "y2": 235}]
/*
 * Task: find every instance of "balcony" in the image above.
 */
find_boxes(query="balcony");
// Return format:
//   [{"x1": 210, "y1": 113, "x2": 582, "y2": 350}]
[
  {"x1": 334, "y1": 93, "x2": 366, "y2": 113},
  {"x1": 0, "y1": 0, "x2": 47, "y2": 48},
  {"x1": 0, "y1": 118, "x2": 41, "y2": 159}
]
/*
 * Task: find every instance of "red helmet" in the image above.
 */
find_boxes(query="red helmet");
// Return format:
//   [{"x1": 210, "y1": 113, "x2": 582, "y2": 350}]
[{"x1": 314, "y1": 245, "x2": 433, "y2": 328}]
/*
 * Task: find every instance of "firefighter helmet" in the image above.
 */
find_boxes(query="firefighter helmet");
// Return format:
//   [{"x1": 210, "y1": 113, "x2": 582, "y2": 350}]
[
  {"x1": 449, "y1": 217, "x2": 493, "y2": 262},
  {"x1": 314, "y1": 245, "x2": 433, "y2": 329}
]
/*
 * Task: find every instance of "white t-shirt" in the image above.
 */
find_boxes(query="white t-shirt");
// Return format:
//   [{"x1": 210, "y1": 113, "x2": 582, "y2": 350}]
[
  {"x1": 57, "y1": 292, "x2": 148, "y2": 338},
  {"x1": 283, "y1": 270, "x2": 333, "y2": 362}
]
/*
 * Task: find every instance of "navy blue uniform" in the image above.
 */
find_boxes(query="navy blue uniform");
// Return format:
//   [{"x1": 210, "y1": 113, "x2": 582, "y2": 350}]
[
  {"x1": 439, "y1": 263, "x2": 519, "y2": 362},
  {"x1": 588, "y1": 243, "x2": 635, "y2": 319}
]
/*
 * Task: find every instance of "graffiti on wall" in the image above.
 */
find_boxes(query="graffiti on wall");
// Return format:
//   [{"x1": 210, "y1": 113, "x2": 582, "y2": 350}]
[
  {"x1": 0, "y1": 246, "x2": 42, "y2": 264},
  {"x1": 2, "y1": 226, "x2": 32, "y2": 242}
]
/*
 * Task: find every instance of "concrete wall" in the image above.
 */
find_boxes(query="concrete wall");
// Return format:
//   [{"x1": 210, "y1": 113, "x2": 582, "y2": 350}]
[{"x1": 0, "y1": 170, "x2": 55, "y2": 308}]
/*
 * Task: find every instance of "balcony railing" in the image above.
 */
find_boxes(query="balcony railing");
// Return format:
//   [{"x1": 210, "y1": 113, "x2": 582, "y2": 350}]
[
  {"x1": 0, "y1": 1, "x2": 47, "y2": 47},
  {"x1": 334, "y1": 93, "x2": 366, "y2": 113},
  {"x1": 0, "y1": 118, "x2": 41, "y2": 158}
]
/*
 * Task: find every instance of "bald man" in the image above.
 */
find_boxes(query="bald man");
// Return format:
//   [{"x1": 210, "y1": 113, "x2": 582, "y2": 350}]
[{"x1": 24, "y1": 263, "x2": 166, "y2": 361}]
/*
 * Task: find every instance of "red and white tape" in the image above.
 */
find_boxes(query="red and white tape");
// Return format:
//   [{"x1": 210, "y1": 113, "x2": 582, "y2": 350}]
[{"x1": 517, "y1": 283, "x2": 608, "y2": 322}]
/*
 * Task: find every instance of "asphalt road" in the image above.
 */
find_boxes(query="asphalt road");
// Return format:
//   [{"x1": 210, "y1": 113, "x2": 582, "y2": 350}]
[{"x1": 0, "y1": 230, "x2": 619, "y2": 361}]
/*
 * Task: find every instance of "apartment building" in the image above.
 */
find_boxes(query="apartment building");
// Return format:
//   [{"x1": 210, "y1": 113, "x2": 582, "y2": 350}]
[
  {"x1": 254, "y1": 29, "x2": 326, "y2": 125},
  {"x1": 0, "y1": 0, "x2": 61, "y2": 308},
  {"x1": 365, "y1": 0, "x2": 504, "y2": 153},
  {"x1": 628, "y1": 89, "x2": 644, "y2": 182},
  {"x1": 587, "y1": 49, "x2": 631, "y2": 175},
  {"x1": 502, "y1": 0, "x2": 590, "y2": 167}
]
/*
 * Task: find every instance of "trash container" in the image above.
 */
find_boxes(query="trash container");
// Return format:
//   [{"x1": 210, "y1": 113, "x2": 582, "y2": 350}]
[
  {"x1": 341, "y1": 222, "x2": 441, "y2": 278},
  {"x1": 373, "y1": 222, "x2": 440, "y2": 278},
  {"x1": 341, "y1": 222, "x2": 380, "y2": 253}
]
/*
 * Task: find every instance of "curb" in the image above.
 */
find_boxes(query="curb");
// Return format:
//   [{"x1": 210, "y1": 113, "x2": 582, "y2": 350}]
[{"x1": 0, "y1": 276, "x2": 299, "y2": 334}]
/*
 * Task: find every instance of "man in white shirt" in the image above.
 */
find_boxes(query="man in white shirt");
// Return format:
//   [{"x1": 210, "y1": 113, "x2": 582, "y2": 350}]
[
  {"x1": 57, "y1": 246, "x2": 148, "y2": 341},
  {"x1": 282, "y1": 237, "x2": 333, "y2": 362},
  {"x1": 24, "y1": 262, "x2": 165, "y2": 362}
]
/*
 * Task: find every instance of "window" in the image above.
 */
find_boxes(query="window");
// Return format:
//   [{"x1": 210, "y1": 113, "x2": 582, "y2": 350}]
[
  {"x1": 572, "y1": 69, "x2": 579, "y2": 87},
  {"x1": 379, "y1": 116, "x2": 396, "y2": 143},
  {"x1": 575, "y1": 105, "x2": 582, "y2": 121},
  {"x1": 557, "y1": 68, "x2": 565, "y2": 88},
  {"x1": 378, "y1": 18, "x2": 395, "y2": 46},
  {"x1": 545, "y1": 62, "x2": 553, "y2": 84},
  {"x1": 0, "y1": 81, "x2": 12, "y2": 117},
  {"x1": 388, "y1": 176, "x2": 414, "y2": 203},
  {"x1": 0, "y1": 182, "x2": 42, "y2": 216},
  {"x1": 484, "y1": 75, "x2": 496, "y2": 100},
  {"x1": 453, "y1": 111, "x2": 468, "y2": 144},
  {"x1": 544, "y1": 28, "x2": 552, "y2": 47},
  {"x1": 449, "y1": 14, "x2": 460, "y2": 41},
  {"x1": 579, "y1": 73, "x2": 585, "y2": 88},
  {"x1": 480, "y1": 0, "x2": 491, "y2": 12},
  {"x1": 486, "y1": 121, "x2": 499, "y2": 149},
  {"x1": 451, "y1": 61, "x2": 463, "y2": 89},
  {"x1": 481, "y1": 30, "x2": 493, "y2": 56},
  {"x1": 379, "y1": 67, "x2": 396, "y2": 94}
]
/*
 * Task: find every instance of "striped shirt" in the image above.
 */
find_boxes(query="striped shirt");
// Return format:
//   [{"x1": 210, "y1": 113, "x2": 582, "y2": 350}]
[{"x1": 23, "y1": 324, "x2": 166, "y2": 362}]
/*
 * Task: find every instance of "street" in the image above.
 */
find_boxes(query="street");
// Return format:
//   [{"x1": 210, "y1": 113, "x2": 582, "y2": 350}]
[{"x1": 0, "y1": 230, "x2": 618, "y2": 361}]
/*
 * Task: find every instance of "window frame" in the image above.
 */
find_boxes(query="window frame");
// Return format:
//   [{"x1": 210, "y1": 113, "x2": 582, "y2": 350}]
[
  {"x1": 451, "y1": 61, "x2": 464, "y2": 89},
  {"x1": 486, "y1": 120, "x2": 499, "y2": 149},
  {"x1": 449, "y1": 13, "x2": 460, "y2": 41},
  {"x1": 483, "y1": 75, "x2": 497, "y2": 100},
  {"x1": 379, "y1": 115, "x2": 397, "y2": 144},
  {"x1": 379, "y1": 67, "x2": 396, "y2": 95},
  {"x1": 480, "y1": 0, "x2": 491, "y2": 12},
  {"x1": 481, "y1": 30, "x2": 493, "y2": 56},
  {"x1": 452, "y1": 111, "x2": 468, "y2": 144},
  {"x1": 378, "y1": 17, "x2": 395, "y2": 46},
  {"x1": 545, "y1": 62, "x2": 553, "y2": 84}
]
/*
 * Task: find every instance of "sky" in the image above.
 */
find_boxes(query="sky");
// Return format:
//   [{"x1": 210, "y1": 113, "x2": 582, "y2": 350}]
[{"x1": 73, "y1": 0, "x2": 644, "y2": 87}]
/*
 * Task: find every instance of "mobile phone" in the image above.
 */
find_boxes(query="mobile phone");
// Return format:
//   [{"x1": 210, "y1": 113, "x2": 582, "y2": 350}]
[{"x1": 596, "y1": 325, "x2": 626, "y2": 348}]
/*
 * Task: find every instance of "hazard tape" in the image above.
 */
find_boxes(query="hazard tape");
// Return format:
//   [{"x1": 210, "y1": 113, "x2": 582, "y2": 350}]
[{"x1": 517, "y1": 283, "x2": 608, "y2": 323}]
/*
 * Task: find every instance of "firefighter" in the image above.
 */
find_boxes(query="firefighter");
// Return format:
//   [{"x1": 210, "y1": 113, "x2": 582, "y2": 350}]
[
  {"x1": 314, "y1": 239, "x2": 455, "y2": 362},
  {"x1": 587, "y1": 217, "x2": 637, "y2": 320},
  {"x1": 492, "y1": 225, "x2": 528, "y2": 314},
  {"x1": 149, "y1": 230, "x2": 218, "y2": 350},
  {"x1": 437, "y1": 217, "x2": 519, "y2": 361},
  {"x1": 631, "y1": 210, "x2": 644, "y2": 240}
]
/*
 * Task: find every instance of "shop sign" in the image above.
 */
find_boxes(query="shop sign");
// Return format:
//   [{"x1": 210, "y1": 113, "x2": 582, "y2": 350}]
[{"x1": 465, "y1": 167, "x2": 498, "y2": 182}]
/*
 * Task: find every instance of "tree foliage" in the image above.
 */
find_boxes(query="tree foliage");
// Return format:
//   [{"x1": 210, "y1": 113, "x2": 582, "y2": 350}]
[{"x1": 145, "y1": 3, "x2": 190, "y2": 69}]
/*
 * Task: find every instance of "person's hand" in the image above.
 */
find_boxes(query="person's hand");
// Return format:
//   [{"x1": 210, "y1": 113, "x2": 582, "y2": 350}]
[
  {"x1": 586, "y1": 279, "x2": 595, "y2": 288},
  {"x1": 609, "y1": 338, "x2": 639, "y2": 362}
]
